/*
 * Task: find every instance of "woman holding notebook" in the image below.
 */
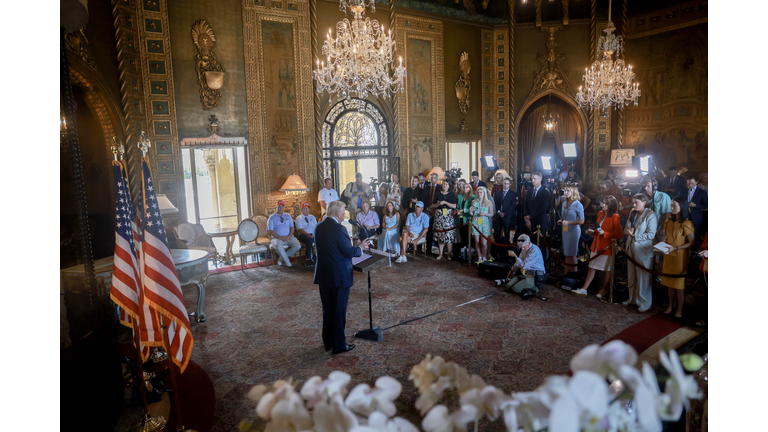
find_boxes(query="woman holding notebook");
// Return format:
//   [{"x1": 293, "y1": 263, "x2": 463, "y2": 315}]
[
  {"x1": 624, "y1": 194, "x2": 658, "y2": 311},
  {"x1": 661, "y1": 197, "x2": 695, "y2": 318}
]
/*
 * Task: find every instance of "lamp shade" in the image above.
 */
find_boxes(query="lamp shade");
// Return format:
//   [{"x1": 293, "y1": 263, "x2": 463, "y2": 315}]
[
  {"x1": 279, "y1": 174, "x2": 309, "y2": 194},
  {"x1": 427, "y1": 167, "x2": 445, "y2": 180},
  {"x1": 157, "y1": 194, "x2": 178, "y2": 214}
]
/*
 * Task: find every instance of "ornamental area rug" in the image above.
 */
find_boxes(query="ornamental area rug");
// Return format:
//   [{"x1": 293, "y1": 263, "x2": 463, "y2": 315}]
[{"x1": 181, "y1": 258, "x2": 657, "y2": 431}]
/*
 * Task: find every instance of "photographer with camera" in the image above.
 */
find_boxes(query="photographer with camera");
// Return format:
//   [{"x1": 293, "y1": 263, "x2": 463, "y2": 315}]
[{"x1": 343, "y1": 172, "x2": 372, "y2": 215}]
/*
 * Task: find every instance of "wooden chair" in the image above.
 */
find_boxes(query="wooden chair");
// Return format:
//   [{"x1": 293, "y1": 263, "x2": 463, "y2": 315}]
[
  {"x1": 237, "y1": 219, "x2": 268, "y2": 270},
  {"x1": 173, "y1": 222, "x2": 217, "y2": 263},
  {"x1": 411, "y1": 236, "x2": 428, "y2": 258},
  {"x1": 350, "y1": 209, "x2": 378, "y2": 247}
]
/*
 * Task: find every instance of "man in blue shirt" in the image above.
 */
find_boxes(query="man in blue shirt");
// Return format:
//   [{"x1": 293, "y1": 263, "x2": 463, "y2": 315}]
[
  {"x1": 396, "y1": 201, "x2": 429, "y2": 263},
  {"x1": 493, "y1": 234, "x2": 546, "y2": 299},
  {"x1": 267, "y1": 200, "x2": 302, "y2": 267}
]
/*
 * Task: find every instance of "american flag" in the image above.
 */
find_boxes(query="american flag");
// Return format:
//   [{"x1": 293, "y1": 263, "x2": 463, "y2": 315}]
[
  {"x1": 139, "y1": 158, "x2": 194, "y2": 373},
  {"x1": 110, "y1": 161, "x2": 162, "y2": 359}
]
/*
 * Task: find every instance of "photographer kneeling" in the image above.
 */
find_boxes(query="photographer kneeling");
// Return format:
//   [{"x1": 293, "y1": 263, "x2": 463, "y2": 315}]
[{"x1": 493, "y1": 234, "x2": 546, "y2": 300}]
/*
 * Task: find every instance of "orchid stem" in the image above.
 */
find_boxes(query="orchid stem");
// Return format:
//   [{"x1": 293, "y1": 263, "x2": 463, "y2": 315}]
[{"x1": 474, "y1": 420, "x2": 478, "y2": 432}]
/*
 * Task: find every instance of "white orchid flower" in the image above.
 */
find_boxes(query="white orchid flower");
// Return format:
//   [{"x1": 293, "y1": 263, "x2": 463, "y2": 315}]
[
  {"x1": 301, "y1": 372, "x2": 352, "y2": 408},
  {"x1": 313, "y1": 392, "x2": 359, "y2": 432},
  {"x1": 255, "y1": 380, "x2": 296, "y2": 420},
  {"x1": 410, "y1": 355, "x2": 446, "y2": 392},
  {"x1": 459, "y1": 385, "x2": 510, "y2": 421},
  {"x1": 548, "y1": 371, "x2": 609, "y2": 432},
  {"x1": 350, "y1": 411, "x2": 420, "y2": 432},
  {"x1": 507, "y1": 389, "x2": 554, "y2": 432},
  {"x1": 603, "y1": 401, "x2": 638, "y2": 432},
  {"x1": 619, "y1": 364, "x2": 662, "y2": 432},
  {"x1": 346, "y1": 376, "x2": 402, "y2": 417},
  {"x1": 415, "y1": 376, "x2": 453, "y2": 416},
  {"x1": 264, "y1": 391, "x2": 313, "y2": 432},
  {"x1": 658, "y1": 349, "x2": 703, "y2": 420},
  {"x1": 571, "y1": 341, "x2": 638, "y2": 379},
  {"x1": 422, "y1": 404, "x2": 479, "y2": 432}
]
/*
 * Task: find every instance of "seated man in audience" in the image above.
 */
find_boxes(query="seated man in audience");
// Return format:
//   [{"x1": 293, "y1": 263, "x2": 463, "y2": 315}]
[
  {"x1": 356, "y1": 200, "x2": 380, "y2": 242},
  {"x1": 318, "y1": 177, "x2": 340, "y2": 218},
  {"x1": 267, "y1": 200, "x2": 302, "y2": 267},
  {"x1": 493, "y1": 234, "x2": 546, "y2": 300},
  {"x1": 294, "y1": 202, "x2": 318, "y2": 267},
  {"x1": 396, "y1": 201, "x2": 429, "y2": 263}
]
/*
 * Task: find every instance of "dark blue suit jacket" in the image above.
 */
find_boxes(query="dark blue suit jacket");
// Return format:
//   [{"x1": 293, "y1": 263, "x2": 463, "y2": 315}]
[
  {"x1": 685, "y1": 187, "x2": 708, "y2": 226},
  {"x1": 663, "y1": 175, "x2": 687, "y2": 199},
  {"x1": 313, "y1": 217, "x2": 362, "y2": 288},
  {"x1": 494, "y1": 189, "x2": 518, "y2": 226}
]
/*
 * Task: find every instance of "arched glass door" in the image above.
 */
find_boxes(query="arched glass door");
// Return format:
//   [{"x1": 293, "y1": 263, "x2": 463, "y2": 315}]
[{"x1": 322, "y1": 99, "x2": 392, "y2": 191}]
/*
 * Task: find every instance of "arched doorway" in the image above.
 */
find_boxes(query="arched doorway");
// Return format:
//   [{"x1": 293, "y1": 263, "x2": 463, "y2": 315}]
[
  {"x1": 322, "y1": 98, "x2": 392, "y2": 191},
  {"x1": 515, "y1": 90, "x2": 588, "y2": 182}
]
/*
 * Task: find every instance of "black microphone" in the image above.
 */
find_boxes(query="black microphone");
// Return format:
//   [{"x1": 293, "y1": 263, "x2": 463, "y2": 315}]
[{"x1": 348, "y1": 218, "x2": 360, "y2": 227}]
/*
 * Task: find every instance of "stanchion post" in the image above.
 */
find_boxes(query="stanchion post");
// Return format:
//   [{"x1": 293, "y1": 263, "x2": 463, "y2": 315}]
[{"x1": 609, "y1": 240, "x2": 617, "y2": 304}]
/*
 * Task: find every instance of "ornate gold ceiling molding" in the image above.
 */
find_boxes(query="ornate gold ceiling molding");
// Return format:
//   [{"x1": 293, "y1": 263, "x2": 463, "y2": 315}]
[{"x1": 626, "y1": 0, "x2": 707, "y2": 40}]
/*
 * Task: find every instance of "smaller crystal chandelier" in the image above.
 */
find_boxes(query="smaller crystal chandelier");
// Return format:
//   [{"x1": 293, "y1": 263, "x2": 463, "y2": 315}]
[
  {"x1": 575, "y1": 0, "x2": 640, "y2": 112},
  {"x1": 314, "y1": 0, "x2": 406, "y2": 102},
  {"x1": 542, "y1": 95, "x2": 558, "y2": 136}
]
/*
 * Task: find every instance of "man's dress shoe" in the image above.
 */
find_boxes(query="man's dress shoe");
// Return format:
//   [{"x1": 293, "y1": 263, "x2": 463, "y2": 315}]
[
  {"x1": 331, "y1": 344, "x2": 356, "y2": 354},
  {"x1": 324, "y1": 345, "x2": 332, "y2": 352},
  {"x1": 522, "y1": 289, "x2": 536, "y2": 301}
]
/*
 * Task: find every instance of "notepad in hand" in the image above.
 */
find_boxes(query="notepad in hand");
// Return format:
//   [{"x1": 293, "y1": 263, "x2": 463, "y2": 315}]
[{"x1": 654, "y1": 242, "x2": 675, "y2": 254}]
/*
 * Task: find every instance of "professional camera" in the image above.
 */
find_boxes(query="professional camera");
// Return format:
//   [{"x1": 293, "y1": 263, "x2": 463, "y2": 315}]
[
  {"x1": 369, "y1": 176, "x2": 380, "y2": 191},
  {"x1": 445, "y1": 166, "x2": 463, "y2": 183}
]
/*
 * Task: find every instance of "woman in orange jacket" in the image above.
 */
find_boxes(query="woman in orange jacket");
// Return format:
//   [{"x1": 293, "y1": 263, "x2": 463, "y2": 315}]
[{"x1": 573, "y1": 196, "x2": 624, "y2": 296}]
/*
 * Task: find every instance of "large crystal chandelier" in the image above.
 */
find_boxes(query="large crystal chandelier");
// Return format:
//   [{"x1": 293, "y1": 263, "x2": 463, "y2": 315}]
[
  {"x1": 313, "y1": 0, "x2": 406, "y2": 102},
  {"x1": 575, "y1": 0, "x2": 640, "y2": 112}
]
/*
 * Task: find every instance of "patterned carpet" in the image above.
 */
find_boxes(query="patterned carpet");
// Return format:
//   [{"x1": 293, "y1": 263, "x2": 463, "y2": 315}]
[{"x1": 181, "y1": 257, "x2": 653, "y2": 431}]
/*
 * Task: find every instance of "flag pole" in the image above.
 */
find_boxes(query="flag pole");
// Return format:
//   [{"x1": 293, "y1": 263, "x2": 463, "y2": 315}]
[
  {"x1": 159, "y1": 314, "x2": 196, "y2": 432},
  {"x1": 114, "y1": 141, "x2": 166, "y2": 432}
]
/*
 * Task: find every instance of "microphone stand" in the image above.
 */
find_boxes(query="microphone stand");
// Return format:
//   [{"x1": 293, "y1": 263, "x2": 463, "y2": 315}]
[{"x1": 354, "y1": 242, "x2": 384, "y2": 342}]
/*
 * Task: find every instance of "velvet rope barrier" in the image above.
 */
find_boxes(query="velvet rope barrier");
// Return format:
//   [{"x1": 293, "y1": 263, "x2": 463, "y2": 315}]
[
  {"x1": 616, "y1": 246, "x2": 687, "y2": 278},
  {"x1": 538, "y1": 235, "x2": 612, "y2": 266},
  {"x1": 471, "y1": 224, "x2": 516, "y2": 248},
  {"x1": 432, "y1": 223, "x2": 464, "y2": 233}
]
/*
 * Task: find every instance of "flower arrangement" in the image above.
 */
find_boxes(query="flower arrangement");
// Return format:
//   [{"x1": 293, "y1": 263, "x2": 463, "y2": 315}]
[{"x1": 240, "y1": 340, "x2": 703, "y2": 432}]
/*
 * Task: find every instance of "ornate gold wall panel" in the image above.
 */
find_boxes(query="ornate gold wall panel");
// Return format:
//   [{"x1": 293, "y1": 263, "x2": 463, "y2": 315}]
[
  {"x1": 480, "y1": 28, "x2": 509, "y2": 172},
  {"x1": 507, "y1": 0, "x2": 515, "y2": 178},
  {"x1": 395, "y1": 14, "x2": 445, "y2": 177},
  {"x1": 242, "y1": 0, "x2": 315, "y2": 216},
  {"x1": 133, "y1": 0, "x2": 184, "y2": 224}
]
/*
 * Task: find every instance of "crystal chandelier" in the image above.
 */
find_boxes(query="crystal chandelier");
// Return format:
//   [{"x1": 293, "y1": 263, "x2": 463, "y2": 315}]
[
  {"x1": 313, "y1": 0, "x2": 406, "y2": 102},
  {"x1": 542, "y1": 95, "x2": 558, "y2": 136},
  {"x1": 575, "y1": 0, "x2": 640, "y2": 112}
]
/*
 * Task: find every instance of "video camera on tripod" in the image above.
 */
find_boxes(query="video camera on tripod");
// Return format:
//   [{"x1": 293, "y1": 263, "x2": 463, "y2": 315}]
[{"x1": 620, "y1": 154, "x2": 659, "y2": 197}]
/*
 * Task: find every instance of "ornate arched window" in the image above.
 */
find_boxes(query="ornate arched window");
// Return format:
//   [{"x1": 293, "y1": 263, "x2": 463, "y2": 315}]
[{"x1": 322, "y1": 99, "x2": 391, "y2": 190}]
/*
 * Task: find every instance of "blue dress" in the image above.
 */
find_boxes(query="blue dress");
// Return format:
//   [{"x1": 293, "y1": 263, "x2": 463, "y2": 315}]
[
  {"x1": 559, "y1": 198, "x2": 584, "y2": 256},
  {"x1": 379, "y1": 214, "x2": 400, "y2": 254}
]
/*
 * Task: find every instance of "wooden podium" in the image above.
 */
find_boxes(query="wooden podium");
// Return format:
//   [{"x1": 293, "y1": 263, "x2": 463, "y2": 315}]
[{"x1": 353, "y1": 251, "x2": 390, "y2": 342}]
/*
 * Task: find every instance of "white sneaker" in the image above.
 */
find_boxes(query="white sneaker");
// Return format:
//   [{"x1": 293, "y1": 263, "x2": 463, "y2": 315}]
[
  {"x1": 621, "y1": 301, "x2": 629, "y2": 305},
  {"x1": 595, "y1": 293, "x2": 603, "y2": 299},
  {"x1": 400, "y1": 255, "x2": 408, "y2": 263},
  {"x1": 277, "y1": 259, "x2": 283, "y2": 266},
  {"x1": 391, "y1": 252, "x2": 398, "y2": 258},
  {"x1": 284, "y1": 259, "x2": 292, "y2": 267},
  {"x1": 572, "y1": 288, "x2": 588, "y2": 296},
  {"x1": 638, "y1": 306, "x2": 650, "y2": 312}
]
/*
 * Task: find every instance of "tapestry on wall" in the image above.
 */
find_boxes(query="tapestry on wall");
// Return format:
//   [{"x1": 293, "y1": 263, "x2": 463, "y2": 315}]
[
  {"x1": 262, "y1": 21, "x2": 299, "y2": 191},
  {"x1": 408, "y1": 38, "x2": 433, "y2": 175},
  {"x1": 625, "y1": 24, "x2": 708, "y2": 173}
]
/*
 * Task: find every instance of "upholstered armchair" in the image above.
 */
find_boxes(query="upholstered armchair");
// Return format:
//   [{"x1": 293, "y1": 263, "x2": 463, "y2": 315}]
[{"x1": 172, "y1": 222, "x2": 217, "y2": 262}]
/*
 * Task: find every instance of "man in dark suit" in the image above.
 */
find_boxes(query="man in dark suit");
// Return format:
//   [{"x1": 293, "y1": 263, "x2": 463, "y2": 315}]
[
  {"x1": 423, "y1": 172, "x2": 440, "y2": 255},
  {"x1": 662, "y1": 166, "x2": 687, "y2": 199},
  {"x1": 523, "y1": 172, "x2": 550, "y2": 238},
  {"x1": 685, "y1": 176, "x2": 708, "y2": 248},
  {"x1": 493, "y1": 177, "x2": 517, "y2": 243},
  {"x1": 313, "y1": 200, "x2": 370, "y2": 354},
  {"x1": 401, "y1": 175, "x2": 421, "y2": 215},
  {"x1": 470, "y1": 171, "x2": 487, "y2": 192}
]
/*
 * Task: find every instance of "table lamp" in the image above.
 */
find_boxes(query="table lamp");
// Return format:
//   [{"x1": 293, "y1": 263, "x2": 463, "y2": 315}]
[{"x1": 157, "y1": 194, "x2": 178, "y2": 214}]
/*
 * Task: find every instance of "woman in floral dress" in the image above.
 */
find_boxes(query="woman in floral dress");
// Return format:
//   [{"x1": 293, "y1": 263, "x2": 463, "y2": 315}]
[{"x1": 470, "y1": 186, "x2": 494, "y2": 263}]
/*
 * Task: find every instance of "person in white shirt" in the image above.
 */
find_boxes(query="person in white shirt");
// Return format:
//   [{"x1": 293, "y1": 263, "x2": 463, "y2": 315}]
[
  {"x1": 318, "y1": 178, "x2": 340, "y2": 217},
  {"x1": 267, "y1": 200, "x2": 302, "y2": 267},
  {"x1": 295, "y1": 202, "x2": 318, "y2": 267}
]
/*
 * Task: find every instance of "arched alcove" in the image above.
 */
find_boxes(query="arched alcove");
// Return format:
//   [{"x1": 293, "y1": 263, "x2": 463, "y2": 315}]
[{"x1": 515, "y1": 89, "x2": 588, "y2": 181}]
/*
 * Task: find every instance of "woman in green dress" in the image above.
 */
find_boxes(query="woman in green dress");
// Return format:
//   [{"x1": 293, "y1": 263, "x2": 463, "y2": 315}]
[{"x1": 454, "y1": 182, "x2": 475, "y2": 261}]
